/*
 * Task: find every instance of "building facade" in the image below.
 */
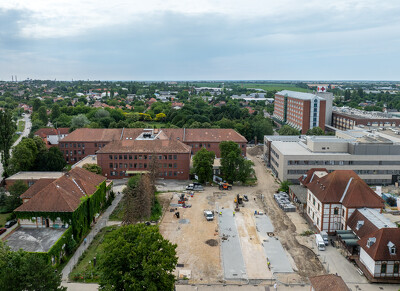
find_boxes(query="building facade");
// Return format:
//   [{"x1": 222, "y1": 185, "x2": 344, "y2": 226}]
[
  {"x1": 273, "y1": 90, "x2": 332, "y2": 134},
  {"x1": 332, "y1": 110, "x2": 400, "y2": 130},
  {"x1": 59, "y1": 128, "x2": 247, "y2": 165},
  {"x1": 264, "y1": 131, "x2": 400, "y2": 185},
  {"x1": 303, "y1": 170, "x2": 384, "y2": 234}
]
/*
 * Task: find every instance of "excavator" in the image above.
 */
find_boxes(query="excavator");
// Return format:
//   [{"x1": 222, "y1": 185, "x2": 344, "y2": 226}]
[{"x1": 219, "y1": 182, "x2": 232, "y2": 191}]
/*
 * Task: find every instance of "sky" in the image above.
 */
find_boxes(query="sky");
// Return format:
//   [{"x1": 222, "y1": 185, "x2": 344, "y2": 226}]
[{"x1": 1, "y1": 0, "x2": 400, "y2": 81}]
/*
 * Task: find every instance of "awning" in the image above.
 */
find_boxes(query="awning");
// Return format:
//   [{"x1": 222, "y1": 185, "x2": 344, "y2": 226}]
[
  {"x1": 339, "y1": 233, "x2": 358, "y2": 239},
  {"x1": 342, "y1": 239, "x2": 359, "y2": 246},
  {"x1": 126, "y1": 171, "x2": 149, "y2": 174},
  {"x1": 336, "y1": 230, "x2": 353, "y2": 235}
]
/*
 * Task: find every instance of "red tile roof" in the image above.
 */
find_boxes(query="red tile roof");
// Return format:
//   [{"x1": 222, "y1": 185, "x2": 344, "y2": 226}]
[
  {"x1": 183, "y1": 128, "x2": 247, "y2": 143},
  {"x1": 97, "y1": 139, "x2": 191, "y2": 154},
  {"x1": 358, "y1": 228, "x2": 400, "y2": 261},
  {"x1": 60, "y1": 128, "x2": 247, "y2": 144},
  {"x1": 306, "y1": 170, "x2": 384, "y2": 208},
  {"x1": 35, "y1": 127, "x2": 69, "y2": 138},
  {"x1": 347, "y1": 209, "x2": 379, "y2": 239},
  {"x1": 15, "y1": 167, "x2": 106, "y2": 213},
  {"x1": 309, "y1": 274, "x2": 349, "y2": 291},
  {"x1": 20, "y1": 179, "x2": 56, "y2": 199},
  {"x1": 298, "y1": 168, "x2": 328, "y2": 186}
]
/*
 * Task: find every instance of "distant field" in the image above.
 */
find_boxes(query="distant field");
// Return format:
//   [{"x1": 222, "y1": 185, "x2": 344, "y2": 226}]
[
  {"x1": 240, "y1": 83, "x2": 311, "y2": 92},
  {"x1": 186, "y1": 82, "x2": 311, "y2": 92}
]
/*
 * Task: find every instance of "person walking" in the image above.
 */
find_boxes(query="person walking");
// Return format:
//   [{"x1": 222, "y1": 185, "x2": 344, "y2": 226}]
[
  {"x1": 274, "y1": 283, "x2": 277, "y2": 290},
  {"x1": 233, "y1": 211, "x2": 235, "y2": 216}
]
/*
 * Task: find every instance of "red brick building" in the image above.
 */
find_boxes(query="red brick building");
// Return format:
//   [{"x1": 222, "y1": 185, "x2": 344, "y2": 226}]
[
  {"x1": 273, "y1": 90, "x2": 327, "y2": 134},
  {"x1": 332, "y1": 111, "x2": 400, "y2": 130},
  {"x1": 58, "y1": 128, "x2": 247, "y2": 180},
  {"x1": 34, "y1": 127, "x2": 70, "y2": 148}
]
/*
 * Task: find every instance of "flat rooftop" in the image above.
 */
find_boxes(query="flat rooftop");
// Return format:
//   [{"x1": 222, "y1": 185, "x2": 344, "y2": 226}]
[
  {"x1": 272, "y1": 140, "x2": 351, "y2": 156},
  {"x1": 5, "y1": 227, "x2": 66, "y2": 252},
  {"x1": 358, "y1": 208, "x2": 396, "y2": 229},
  {"x1": 6, "y1": 171, "x2": 64, "y2": 181},
  {"x1": 334, "y1": 106, "x2": 400, "y2": 120},
  {"x1": 276, "y1": 90, "x2": 322, "y2": 100},
  {"x1": 71, "y1": 155, "x2": 97, "y2": 169}
]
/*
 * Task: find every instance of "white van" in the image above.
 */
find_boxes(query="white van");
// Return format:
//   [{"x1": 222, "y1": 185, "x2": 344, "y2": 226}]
[
  {"x1": 315, "y1": 234, "x2": 325, "y2": 251},
  {"x1": 320, "y1": 231, "x2": 329, "y2": 246}
]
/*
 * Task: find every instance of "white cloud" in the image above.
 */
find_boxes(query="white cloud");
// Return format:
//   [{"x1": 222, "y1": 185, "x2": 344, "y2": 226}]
[{"x1": 2, "y1": 0, "x2": 400, "y2": 38}]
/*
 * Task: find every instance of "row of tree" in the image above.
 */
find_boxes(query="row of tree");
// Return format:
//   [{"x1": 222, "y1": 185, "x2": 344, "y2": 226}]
[{"x1": 193, "y1": 141, "x2": 255, "y2": 184}]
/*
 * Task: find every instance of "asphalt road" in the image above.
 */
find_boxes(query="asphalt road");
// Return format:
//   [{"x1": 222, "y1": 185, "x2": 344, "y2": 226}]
[{"x1": 0, "y1": 114, "x2": 31, "y2": 179}]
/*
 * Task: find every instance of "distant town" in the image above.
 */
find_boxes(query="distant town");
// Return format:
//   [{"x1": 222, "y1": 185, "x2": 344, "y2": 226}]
[{"x1": 1, "y1": 80, "x2": 400, "y2": 291}]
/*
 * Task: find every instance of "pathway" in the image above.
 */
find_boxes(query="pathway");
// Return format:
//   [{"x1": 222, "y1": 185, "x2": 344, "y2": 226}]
[{"x1": 62, "y1": 189, "x2": 125, "y2": 281}]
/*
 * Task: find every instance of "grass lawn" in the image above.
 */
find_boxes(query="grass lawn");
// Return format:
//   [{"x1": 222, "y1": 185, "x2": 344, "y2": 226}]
[
  {"x1": 11, "y1": 119, "x2": 26, "y2": 144},
  {"x1": 108, "y1": 195, "x2": 125, "y2": 221},
  {"x1": 69, "y1": 226, "x2": 118, "y2": 282},
  {"x1": 0, "y1": 213, "x2": 10, "y2": 227}
]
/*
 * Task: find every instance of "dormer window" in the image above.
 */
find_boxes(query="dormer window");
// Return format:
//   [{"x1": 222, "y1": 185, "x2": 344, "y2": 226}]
[
  {"x1": 367, "y1": 237, "x2": 376, "y2": 248},
  {"x1": 356, "y1": 221, "x2": 364, "y2": 230},
  {"x1": 388, "y1": 241, "x2": 396, "y2": 255}
]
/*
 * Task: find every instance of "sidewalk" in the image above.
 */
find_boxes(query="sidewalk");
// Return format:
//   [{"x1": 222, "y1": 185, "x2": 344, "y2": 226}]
[{"x1": 62, "y1": 190, "x2": 124, "y2": 281}]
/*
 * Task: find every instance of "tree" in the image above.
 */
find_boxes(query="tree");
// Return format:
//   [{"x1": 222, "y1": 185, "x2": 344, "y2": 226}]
[
  {"x1": 278, "y1": 125, "x2": 300, "y2": 136},
  {"x1": 0, "y1": 242, "x2": 66, "y2": 291},
  {"x1": 32, "y1": 98, "x2": 42, "y2": 112},
  {"x1": 6, "y1": 180, "x2": 28, "y2": 211},
  {"x1": 306, "y1": 127, "x2": 325, "y2": 136},
  {"x1": 219, "y1": 141, "x2": 242, "y2": 183},
  {"x1": 38, "y1": 106, "x2": 48, "y2": 125},
  {"x1": 237, "y1": 159, "x2": 255, "y2": 184},
  {"x1": 99, "y1": 224, "x2": 177, "y2": 291},
  {"x1": 9, "y1": 138, "x2": 38, "y2": 174},
  {"x1": 252, "y1": 118, "x2": 273, "y2": 142},
  {"x1": 71, "y1": 114, "x2": 90, "y2": 128},
  {"x1": 50, "y1": 104, "x2": 61, "y2": 122},
  {"x1": 0, "y1": 110, "x2": 16, "y2": 177},
  {"x1": 193, "y1": 148, "x2": 215, "y2": 183},
  {"x1": 278, "y1": 180, "x2": 292, "y2": 193},
  {"x1": 82, "y1": 163, "x2": 102, "y2": 175},
  {"x1": 41, "y1": 147, "x2": 66, "y2": 171}
]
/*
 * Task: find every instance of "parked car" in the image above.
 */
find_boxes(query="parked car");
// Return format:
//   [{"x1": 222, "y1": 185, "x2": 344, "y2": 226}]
[
  {"x1": 204, "y1": 210, "x2": 214, "y2": 221},
  {"x1": 0, "y1": 228, "x2": 7, "y2": 235},
  {"x1": 5, "y1": 219, "x2": 17, "y2": 228}
]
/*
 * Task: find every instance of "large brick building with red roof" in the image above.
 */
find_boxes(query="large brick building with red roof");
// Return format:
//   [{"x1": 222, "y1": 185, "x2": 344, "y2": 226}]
[{"x1": 59, "y1": 127, "x2": 247, "y2": 180}]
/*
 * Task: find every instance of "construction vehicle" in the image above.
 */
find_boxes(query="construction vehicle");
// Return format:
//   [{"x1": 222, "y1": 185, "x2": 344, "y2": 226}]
[{"x1": 219, "y1": 182, "x2": 232, "y2": 191}]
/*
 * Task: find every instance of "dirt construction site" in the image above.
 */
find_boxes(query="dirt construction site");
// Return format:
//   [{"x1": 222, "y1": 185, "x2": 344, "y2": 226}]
[{"x1": 159, "y1": 150, "x2": 325, "y2": 285}]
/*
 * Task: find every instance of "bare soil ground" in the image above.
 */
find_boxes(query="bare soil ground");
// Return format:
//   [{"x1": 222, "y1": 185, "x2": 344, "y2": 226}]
[{"x1": 247, "y1": 153, "x2": 325, "y2": 280}]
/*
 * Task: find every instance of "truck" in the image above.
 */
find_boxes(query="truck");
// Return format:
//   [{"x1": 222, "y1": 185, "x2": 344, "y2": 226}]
[
  {"x1": 204, "y1": 210, "x2": 214, "y2": 221},
  {"x1": 320, "y1": 231, "x2": 329, "y2": 246},
  {"x1": 219, "y1": 182, "x2": 232, "y2": 190},
  {"x1": 315, "y1": 234, "x2": 326, "y2": 251}
]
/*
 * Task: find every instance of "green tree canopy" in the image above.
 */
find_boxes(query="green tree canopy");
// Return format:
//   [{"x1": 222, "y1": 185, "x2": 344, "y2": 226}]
[
  {"x1": 193, "y1": 148, "x2": 215, "y2": 183},
  {"x1": 278, "y1": 125, "x2": 300, "y2": 136},
  {"x1": 82, "y1": 163, "x2": 102, "y2": 175},
  {"x1": 306, "y1": 127, "x2": 325, "y2": 136},
  {"x1": 6, "y1": 180, "x2": 28, "y2": 211},
  {"x1": 278, "y1": 180, "x2": 292, "y2": 193},
  {"x1": 99, "y1": 224, "x2": 177, "y2": 291},
  {"x1": 38, "y1": 106, "x2": 48, "y2": 125},
  {"x1": 0, "y1": 110, "x2": 16, "y2": 177},
  {"x1": 0, "y1": 242, "x2": 66, "y2": 291},
  {"x1": 71, "y1": 114, "x2": 90, "y2": 128},
  {"x1": 50, "y1": 104, "x2": 61, "y2": 122},
  {"x1": 219, "y1": 141, "x2": 242, "y2": 183}
]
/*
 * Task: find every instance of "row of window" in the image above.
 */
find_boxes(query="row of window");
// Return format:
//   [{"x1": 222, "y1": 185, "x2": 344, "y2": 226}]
[
  {"x1": 109, "y1": 171, "x2": 181, "y2": 177},
  {"x1": 60, "y1": 143, "x2": 87, "y2": 148},
  {"x1": 64, "y1": 150, "x2": 85, "y2": 156},
  {"x1": 288, "y1": 160, "x2": 400, "y2": 166},
  {"x1": 109, "y1": 154, "x2": 178, "y2": 161},
  {"x1": 109, "y1": 163, "x2": 178, "y2": 169}
]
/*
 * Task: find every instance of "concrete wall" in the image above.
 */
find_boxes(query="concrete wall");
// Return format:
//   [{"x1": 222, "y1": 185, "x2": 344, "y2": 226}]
[
  {"x1": 360, "y1": 248, "x2": 376, "y2": 276},
  {"x1": 306, "y1": 138, "x2": 348, "y2": 153}
]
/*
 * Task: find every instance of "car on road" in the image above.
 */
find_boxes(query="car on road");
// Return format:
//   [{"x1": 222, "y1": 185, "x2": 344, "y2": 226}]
[
  {"x1": 186, "y1": 183, "x2": 204, "y2": 191},
  {"x1": 0, "y1": 228, "x2": 7, "y2": 235},
  {"x1": 204, "y1": 210, "x2": 214, "y2": 221},
  {"x1": 5, "y1": 219, "x2": 17, "y2": 228}
]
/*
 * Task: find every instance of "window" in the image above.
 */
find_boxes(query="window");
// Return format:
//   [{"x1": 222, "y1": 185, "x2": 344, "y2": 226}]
[
  {"x1": 394, "y1": 263, "x2": 399, "y2": 273},
  {"x1": 144, "y1": 163, "x2": 147, "y2": 169},
  {"x1": 313, "y1": 198, "x2": 315, "y2": 206},
  {"x1": 169, "y1": 163, "x2": 172, "y2": 168},
  {"x1": 164, "y1": 155, "x2": 167, "y2": 160},
  {"x1": 114, "y1": 163, "x2": 118, "y2": 168},
  {"x1": 169, "y1": 155, "x2": 172, "y2": 160},
  {"x1": 334, "y1": 207, "x2": 339, "y2": 215},
  {"x1": 129, "y1": 155, "x2": 132, "y2": 160},
  {"x1": 124, "y1": 155, "x2": 127, "y2": 160},
  {"x1": 74, "y1": 150, "x2": 77, "y2": 154},
  {"x1": 124, "y1": 164, "x2": 127, "y2": 168},
  {"x1": 109, "y1": 163, "x2": 113, "y2": 168},
  {"x1": 134, "y1": 163, "x2": 137, "y2": 168},
  {"x1": 119, "y1": 155, "x2": 122, "y2": 160},
  {"x1": 158, "y1": 155, "x2": 162, "y2": 160},
  {"x1": 174, "y1": 163, "x2": 177, "y2": 168},
  {"x1": 144, "y1": 155, "x2": 147, "y2": 160},
  {"x1": 109, "y1": 155, "x2": 113, "y2": 160},
  {"x1": 61, "y1": 143, "x2": 64, "y2": 148},
  {"x1": 129, "y1": 163, "x2": 132, "y2": 168},
  {"x1": 318, "y1": 204, "x2": 320, "y2": 211},
  {"x1": 381, "y1": 263, "x2": 387, "y2": 273},
  {"x1": 135, "y1": 155, "x2": 138, "y2": 160},
  {"x1": 95, "y1": 143, "x2": 97, "y2": 147},
  {"x1": 119, "y1": 163, "x2": 122, "y2": 168},
  {"x1": 342, "y1": 209, "x2": 345, "y2": 217},
  {"x1": 114, "y1": 155, "x2": 118, "y2": 160},
  {"x1": 164, "y1": 163, "x2": 167, "y2": 168},
  {"x1": 73, "y1": 143, "x2": 76, "y2": 148},
  {"x1": 174, "y1": 155, "x2": 177, "y2": 160},
  {"x1": 139, "y1": 155, "x2": 142, "y2": 160}
]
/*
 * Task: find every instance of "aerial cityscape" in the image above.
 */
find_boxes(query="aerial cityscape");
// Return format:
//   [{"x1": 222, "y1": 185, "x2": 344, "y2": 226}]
[{"x1": 1, "y1": 1, "x2": 400, "y2": 291}]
